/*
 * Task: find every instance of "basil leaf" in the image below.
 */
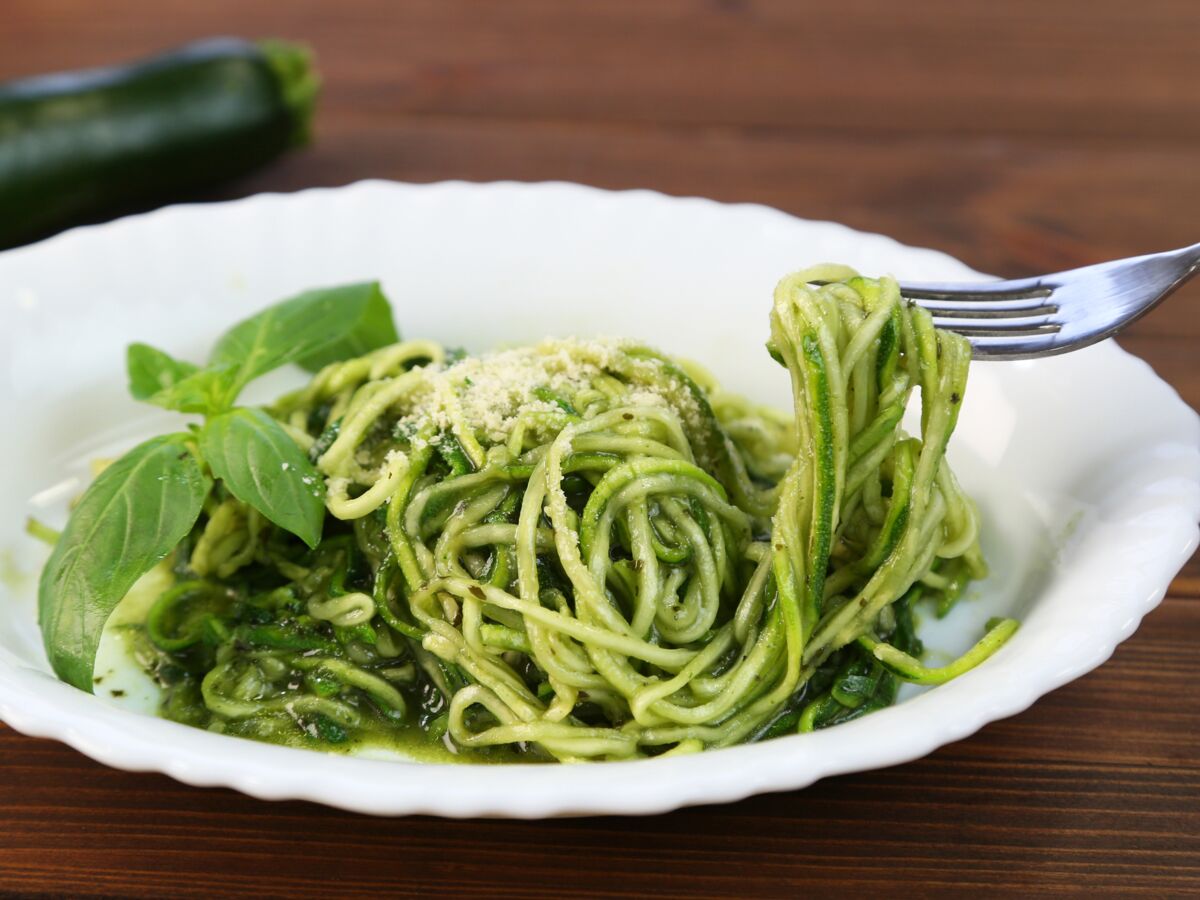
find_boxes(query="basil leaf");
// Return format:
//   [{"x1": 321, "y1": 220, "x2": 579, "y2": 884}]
[
  {"x1": 209, "y1": 282, "x2": 399, "y2": 404},
  {"x1": 38, "y1": 434, "x2": 212, "y2": 691},
  {"x1": 295, "y1": 282, "x2": 399, "y2": 372},
  {"x1": 144, "y1": 365, "x2": 236, "y2": 415},
  {"x1": 126, "y1": 343, "x2": 199, "y2": 402},
  {"x1": 200, "y1": 408, "x2": 326, "y2": 548}
]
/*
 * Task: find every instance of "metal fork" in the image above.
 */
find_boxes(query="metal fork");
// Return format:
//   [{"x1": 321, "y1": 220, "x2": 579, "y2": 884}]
[{"x1": 896, "y1": 242, "x2": 1200, "y2": 360}]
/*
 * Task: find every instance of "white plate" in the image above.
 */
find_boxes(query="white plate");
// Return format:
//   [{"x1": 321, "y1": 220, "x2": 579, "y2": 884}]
[{"x1": 1, "y1": 180, "x2": 1197, "y2": 818}]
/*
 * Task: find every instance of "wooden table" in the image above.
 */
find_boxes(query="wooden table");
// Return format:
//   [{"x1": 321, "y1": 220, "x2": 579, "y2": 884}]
[{"x1": 3, "y1": 2, "x2": 1198, "y2": 896}]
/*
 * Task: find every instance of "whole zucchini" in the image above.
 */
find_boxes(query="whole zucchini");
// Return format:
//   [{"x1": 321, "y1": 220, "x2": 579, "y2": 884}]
[{"x1": 0, "y1": 38, "x2": 318, "y2": 249}]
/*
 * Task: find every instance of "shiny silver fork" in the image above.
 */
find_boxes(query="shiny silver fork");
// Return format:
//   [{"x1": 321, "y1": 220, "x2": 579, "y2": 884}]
[{"x1": 897, "y1": 242, "x2": 1200, "y2": 360}]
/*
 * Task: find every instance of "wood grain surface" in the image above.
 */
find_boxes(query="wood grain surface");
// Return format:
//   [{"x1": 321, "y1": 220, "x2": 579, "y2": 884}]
[{"x1": 2, "y1": 2, "x2": 1198, "y2": 897}]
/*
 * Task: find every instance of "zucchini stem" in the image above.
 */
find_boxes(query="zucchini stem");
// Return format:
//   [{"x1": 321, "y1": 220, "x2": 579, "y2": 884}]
[{"x1": 257, "y1": 39, "x2": 320, "y2": 147}]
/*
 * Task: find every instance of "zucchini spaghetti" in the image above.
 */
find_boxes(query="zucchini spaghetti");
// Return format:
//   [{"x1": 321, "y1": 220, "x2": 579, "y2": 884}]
[{"x1": 45, "y1": 266, "x2": 1014, "y2": 762}]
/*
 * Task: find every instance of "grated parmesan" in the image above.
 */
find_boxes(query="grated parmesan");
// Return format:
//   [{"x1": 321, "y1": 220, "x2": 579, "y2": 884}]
[{"x1": 377, "y1": 337, "x2": 704, "y2": 446}]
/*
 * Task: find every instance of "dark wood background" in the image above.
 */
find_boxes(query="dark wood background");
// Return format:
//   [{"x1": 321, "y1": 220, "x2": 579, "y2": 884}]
[{"x1": 2, "y1": 1, "x2": 1198, "y2": 896}]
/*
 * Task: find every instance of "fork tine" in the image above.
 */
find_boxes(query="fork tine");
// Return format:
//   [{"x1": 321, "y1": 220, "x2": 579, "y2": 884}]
[
  {"x1": 960, "y1": 332, "x2": 1067, "y2": 360},
  {"x1": 927, "y1": 319, "x2": 1061, "y2": 338},
  {"x1": 897, "y1": 277, "x2": 1052, "y2": 303},
  {"x1": 915, "y1": 301, "x2": 1059, "y2": 319}
]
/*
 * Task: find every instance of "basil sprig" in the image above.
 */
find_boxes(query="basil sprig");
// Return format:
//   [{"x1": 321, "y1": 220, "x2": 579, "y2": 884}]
[{"x1": 38, "y1": 282, "x2": 399, "y2": 690}]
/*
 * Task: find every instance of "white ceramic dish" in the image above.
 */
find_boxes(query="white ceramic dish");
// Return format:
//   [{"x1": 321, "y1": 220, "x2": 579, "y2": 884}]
[{"x1": 1, "y1": 180, "x2": 1197, "y2": 818}]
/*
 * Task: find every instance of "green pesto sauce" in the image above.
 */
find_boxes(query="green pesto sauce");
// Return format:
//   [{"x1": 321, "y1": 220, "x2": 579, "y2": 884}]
[
  {"x1": 118, "y1": 623, "x2": 529, "y2": 766},
  {"x1": 254, "y1": 712, "x2": 529, "y2": 765},
  {"x1": 101, "y1": 559, "x2": 530, "y2": 765}
]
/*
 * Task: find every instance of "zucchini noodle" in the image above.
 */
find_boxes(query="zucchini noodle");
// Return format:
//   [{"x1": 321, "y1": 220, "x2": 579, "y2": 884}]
[{"x1": 133, "y1": 268, "x2": 1012, "y2": 761}]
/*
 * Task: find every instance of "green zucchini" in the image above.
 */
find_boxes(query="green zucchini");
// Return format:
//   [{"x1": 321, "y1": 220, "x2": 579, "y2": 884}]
[{"x1": 0, "y1": 37, "x2": 318, "y2": 249}]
